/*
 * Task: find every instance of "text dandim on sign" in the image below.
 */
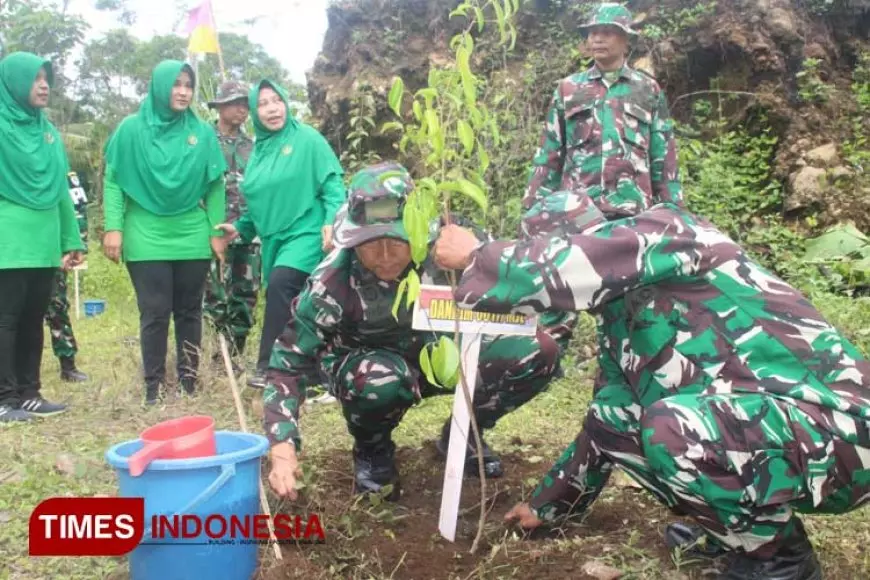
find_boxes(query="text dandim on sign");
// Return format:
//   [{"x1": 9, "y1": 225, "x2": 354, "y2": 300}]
[
  {"x1": 412, "y1": 285, "x2": 535, "y2": 542},
  {"x1": 412, "y1": 285, "x2": 537, "y2": 336},
  {"x1": 28, "y1": 497, "x2": 325, "y2": 556}
]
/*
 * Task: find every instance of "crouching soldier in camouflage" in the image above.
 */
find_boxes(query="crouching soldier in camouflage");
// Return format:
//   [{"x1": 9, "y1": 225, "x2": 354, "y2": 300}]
[
  {"x1": 433, "y1": 189, "x2": 870, "y2": 579},
  {"x1": 264, "y1": 162, "x2": 562, "y2": 501},
  {"x1": 45, "y1": 170, "x2": 89, "y2": 382}
]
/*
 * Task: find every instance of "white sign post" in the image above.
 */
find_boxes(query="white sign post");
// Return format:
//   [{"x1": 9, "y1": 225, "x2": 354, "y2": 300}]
[{"x1": 411, "y1": 284, "x2": 536, "y2": 542}]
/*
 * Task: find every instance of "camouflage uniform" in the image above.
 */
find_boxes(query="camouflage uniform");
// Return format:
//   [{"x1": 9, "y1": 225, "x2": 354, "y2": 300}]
[
  {"x1": 527, "y1": 4, "x2": 684, "y2": 356},
  {"x1": 44, "y1": 171, "x2": 88, "y2": 381},
  {"x1": 264, "y1": 162, "x2": 562, "y2": 496},
  {"x1": 203, "y1": 82, "x2": 261, "y2": 359},
  {"x1": 452, "y1": 187, "x2": 868, "y2": 577}
]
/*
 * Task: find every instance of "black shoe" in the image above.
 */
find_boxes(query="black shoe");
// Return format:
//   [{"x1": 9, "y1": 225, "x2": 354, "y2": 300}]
[
  {"x1": 718, "y1": 519, "x2": 822, "y2": 580},
  {"x1": 20, "y1": 397, "x2": 68, "y2": 417},
  {"x1": 60, "y1": 357, "x2": 88, "y2": 383},
  {"x1": 180, "y1": 376, "x2": 197, "y2": 396},
  {"x1": 233, "y1": 336, "x2": 247, "y2": 358},
  {"x1": 0, "y1": 405, "x2": 33, "y2": 423},
  {"x1": 665, "y1": 522, "x2": 728, "y2": 559},
  {"x1": 435, "y1": 418, "x2": 504, "y2": 479},
  {"x1": 353, "y1": 440, "x2": 401, "y2": 501},
  {"x1": 145, "y1": 384, "x2": 160, "y2": 406},
  {"x1": 247, "y1": 369, "x2": 267, "y2": 389}
]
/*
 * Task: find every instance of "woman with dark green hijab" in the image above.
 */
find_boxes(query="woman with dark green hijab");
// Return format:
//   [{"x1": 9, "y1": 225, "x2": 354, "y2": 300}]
[
  {"x1": 103, "y1": 59, "x2": 228, "y2": 405},
  {"x1": 218, "y1": 80, "x2": 346, "y2": 387},
  {"x1": 0, "y1": 52, "x2": 84, "y2": 423}
]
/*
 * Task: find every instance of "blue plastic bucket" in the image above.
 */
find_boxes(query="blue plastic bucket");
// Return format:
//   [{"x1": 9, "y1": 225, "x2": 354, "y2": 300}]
[
  {"x1": 105, "y1": 431, "x2": 269, "y2": 580},
  {"x1": 84, "y1": 299, "x2": 106, "y2": 317}
]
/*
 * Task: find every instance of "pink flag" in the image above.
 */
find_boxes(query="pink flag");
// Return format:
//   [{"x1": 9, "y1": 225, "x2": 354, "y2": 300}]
[{"x1": 185, "y1": 0, "x2": 219, "y2": 54}]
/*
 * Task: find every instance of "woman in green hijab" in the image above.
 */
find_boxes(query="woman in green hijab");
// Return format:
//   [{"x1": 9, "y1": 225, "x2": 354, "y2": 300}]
[
  {"x1": 102, "y1": 59, "x2": 228, "y2": 405},
  {"x1": 0, "y1": 52, "x2": 84, "y2": 423},
  {"x1": 218, "y1": 80, "x2": 346, "y2": 387}
]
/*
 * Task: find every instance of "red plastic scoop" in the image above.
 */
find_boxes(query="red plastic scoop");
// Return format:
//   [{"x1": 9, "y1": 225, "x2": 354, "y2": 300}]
[{"x1": 127, "y1": 415, "x2": 217, "y2": 477}]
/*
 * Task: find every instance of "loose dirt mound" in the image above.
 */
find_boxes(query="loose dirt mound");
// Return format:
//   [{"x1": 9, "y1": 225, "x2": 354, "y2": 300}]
[{"x1": 257, "y1": 445, "x2": 716, "y2": 580}]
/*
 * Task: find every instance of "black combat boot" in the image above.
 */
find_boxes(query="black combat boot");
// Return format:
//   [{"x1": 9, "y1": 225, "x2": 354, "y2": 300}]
[
  {"x1": 233, "y1": 336, "x2": 247, "y2": 358},
  {"x1": 144, "y1": 383, "x2": 161, "y2": 406},
  {"x1": 180, "y1": 375, "x2": 197, "y2": 396},
  {"x1": 247, "y1": 367, "x2": 267, "y2": 389},
  {"x1": 435, "y1": 418, "x2": 504, "y2": 478},
  {"x1": 60, "y1": 357, "x2": 88, "y2": 382},
  {"x1": 665, "y1": 522, "x2": 728, "y2": 558},
  {"x1": 353, "y1": 439, "x2": 401, "y2": 502},
  {"x1": 718, "y1": 519, "x2": 822, "y2": 580}
]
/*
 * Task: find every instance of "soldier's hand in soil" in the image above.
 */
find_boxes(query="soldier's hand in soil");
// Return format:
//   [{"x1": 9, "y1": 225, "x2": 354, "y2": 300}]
[
  {"x1": 103, "y1": 231, "x2": 123, "y2": 263},
  {"x1": 269, "y1": 443, "x2": 303, "y2": 500},
  {"x1": 62, "y1": 251, "x2": 84, "y2": 271},
  {"x1": 504, "y1": 502, "x2": 543, "y2": 530},
  {"x1": 433, "y1": 224, "x2": 479, "y2": 270}
]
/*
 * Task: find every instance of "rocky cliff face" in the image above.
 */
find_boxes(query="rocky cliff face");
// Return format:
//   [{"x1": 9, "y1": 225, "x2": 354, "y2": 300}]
[{"x1": 306, "y1": 0, "x2": 870, "y2": 230}]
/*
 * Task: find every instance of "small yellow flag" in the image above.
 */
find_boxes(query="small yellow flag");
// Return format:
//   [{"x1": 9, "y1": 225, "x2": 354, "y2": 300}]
[{"x1": 185, "y1": 1, "x2": 220, "y2": 54}]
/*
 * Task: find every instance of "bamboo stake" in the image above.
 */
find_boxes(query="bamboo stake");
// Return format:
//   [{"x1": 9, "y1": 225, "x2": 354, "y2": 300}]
[
  {"x1": 208, "y1": 0, "x2": 228, "y2": 81},
  {"x1": 218, "y1": 334, "x2": 283, "y2": 561}
]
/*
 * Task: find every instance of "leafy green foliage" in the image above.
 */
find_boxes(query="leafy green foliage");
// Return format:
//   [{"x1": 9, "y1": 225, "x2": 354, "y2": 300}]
[
  {"x1": 342, "y1": 85, "x2": 382, "y2": 174},
  {"x1": 640, "y1": 1, "x2": 717, "y2": 41},
  {"x1": 796, "y1": 58, "x2": 834, "y2": 104},
  {"x1": 802, "y1": 224, "x2": 870, "y2": 292},
  {"x1": 842, "y1": 51, "x2": 870, "y2": 170},
  {"x1": 419, "y1": 336, "x2": 460, "y2": 389},
  {"x1": 376, "y1": 0, "x2": 521, "y2": 395},
  {"x1": 680, "y1": 102, "x2": 783, "y2": 242}
]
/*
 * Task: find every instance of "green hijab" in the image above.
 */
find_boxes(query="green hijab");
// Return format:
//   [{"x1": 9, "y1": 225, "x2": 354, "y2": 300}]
[
  {"x1": 0, "y1": 52, "x2": 69, "y2": 210},
  {"x1": 104, "y1": 59, "x2": 226, "y2": 216},
  {"x1": 241, "y1": 79, "x2": 344, "y2": 237}
]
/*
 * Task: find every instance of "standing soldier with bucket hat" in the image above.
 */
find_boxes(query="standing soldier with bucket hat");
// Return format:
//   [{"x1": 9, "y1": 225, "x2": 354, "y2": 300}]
[
  {"x1": 523, "y1": 2, "x2": 687, "y2": 369},
  {"x1": 526, "y1": 2, "x2": 684, "y2": 219},
  {"x1": 203, "y1": 81, "x2": 260, "y2": 373}
]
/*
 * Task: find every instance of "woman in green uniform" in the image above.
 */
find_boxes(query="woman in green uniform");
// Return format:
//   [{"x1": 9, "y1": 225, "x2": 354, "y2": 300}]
[
  {"x1": 102, "y1": 59, "x2": 228, "y2": 405},
  {"x1": 218, "y1": 80, "x2": 346, "y2": 388},
  {"x1": 0, "y1": 52, "x2": 84, "y2": 423}
]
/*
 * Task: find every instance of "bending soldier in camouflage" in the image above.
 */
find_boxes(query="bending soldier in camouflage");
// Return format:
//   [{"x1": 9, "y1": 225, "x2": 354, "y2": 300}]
[
  {"x1": 44, "y1": 171, "x2": 89, "y2": 382},
  {"x1": 432, "y1": 188, "x2": 868, "y2": 579},
  {"x1": 264, "y1": 162, "x2": 562, "y2": 501},
  {"x1": 203, "y1": 81, "x2": 261, "y2": 373}
]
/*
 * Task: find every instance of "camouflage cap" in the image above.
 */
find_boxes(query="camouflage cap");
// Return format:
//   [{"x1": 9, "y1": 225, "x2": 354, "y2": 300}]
[
  {"x1": 332, "y1": 161, "x2": 416, "y2": 249},
  {"x1": 207, "y1": 81, "x2": 249, "y2": 108},
  {"x1": 579, "y1": 3, "x2": 638, "y2": 36}
]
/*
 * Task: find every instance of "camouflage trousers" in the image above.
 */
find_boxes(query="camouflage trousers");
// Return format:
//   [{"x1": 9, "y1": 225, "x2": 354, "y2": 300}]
[
  {"x1": 538, "y1": 310, "x2": 578, "y2": 355},
  {"x1": 537, "y1": 383, "x2": 870, "y2": 558},
  {"x1": 203, "y1": 242, "x2": 261, "y2": 347},
  {"x1": 44, "y1": 269, "x2": 78, "y2": 360},
  {"x1": 325, "y1": 329, "x2": 562, "y2": 447}
]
